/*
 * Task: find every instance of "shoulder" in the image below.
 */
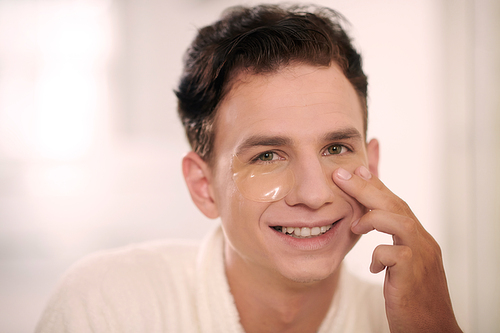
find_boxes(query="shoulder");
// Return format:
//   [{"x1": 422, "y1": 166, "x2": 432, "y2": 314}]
[
  {"x1": 60, "y1": 239, "x2": 200, "y2": 294},
  {"x1": 73, "y1": 238, "x2": 199, "y2": 279},
  {"x1": 73, "y1": 238, "x2": 199, "y2": 294},
  {"x1": 36, "y1": 239, "x2": 201, "y2": 332}
]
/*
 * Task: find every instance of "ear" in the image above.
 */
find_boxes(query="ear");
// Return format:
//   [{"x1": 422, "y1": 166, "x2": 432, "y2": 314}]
[
  {"x1": 366, "y1": 138, "x2": 380, "y2": 178},
  {"x1": 182, "y1": 152, "x2": 219, "y2": 219}
]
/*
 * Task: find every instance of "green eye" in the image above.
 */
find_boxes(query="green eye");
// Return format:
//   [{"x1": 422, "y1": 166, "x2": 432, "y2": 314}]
[
  {"x1": 259, "y1": 152, "x2": 274, "y2": 161},
  {"x1": 327, "y1": 145, "x2": 343, "y2": 155}
]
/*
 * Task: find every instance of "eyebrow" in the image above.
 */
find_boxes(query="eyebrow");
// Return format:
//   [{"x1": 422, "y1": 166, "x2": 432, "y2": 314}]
[
  {"x1": 323, "y1": 128, "x2": 363, "y2": 142},
  {"x1": 236, "y1": 135, "x2": 292, "y2": 155},
  {"x1": 235, "y1": 127, "x2": 363, "y2": 155}
]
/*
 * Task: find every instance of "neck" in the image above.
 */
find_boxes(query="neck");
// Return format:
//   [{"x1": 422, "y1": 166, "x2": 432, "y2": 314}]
[{"x1": 225, "y1": 245, "x2": 341, "y2": 333}]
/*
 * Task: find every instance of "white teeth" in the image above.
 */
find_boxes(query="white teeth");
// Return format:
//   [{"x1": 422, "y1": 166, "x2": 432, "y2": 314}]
[{"x1": 276, "y1": 223, "x2": 335, "y2": 238}]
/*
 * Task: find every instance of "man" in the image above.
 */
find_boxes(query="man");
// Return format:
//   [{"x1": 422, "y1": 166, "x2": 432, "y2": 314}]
[{"x1": 36, "y1": 4, "x2": 462, "y2": 332}]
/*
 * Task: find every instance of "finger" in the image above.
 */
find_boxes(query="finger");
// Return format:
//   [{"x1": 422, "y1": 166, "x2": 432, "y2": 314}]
[
  {"x1": 334, "y1": 166, "x2": 415, "y2": 218},
  {"x1": 352, "y1": 210, "x2": 418, "y2": 246},
  {"x1": 352, "y1": 164, "x2": 386, "y2": 191},
  {"x1": 371, "y1": 244, "x2": 414, "y2": 285}
]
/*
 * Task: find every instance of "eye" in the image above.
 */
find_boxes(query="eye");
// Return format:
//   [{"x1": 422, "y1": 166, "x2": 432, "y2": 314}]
[
  {"x1": 258, "y1": 152, "x2": 275, "y2": 161},
  {"x1": 326, "y1": 144, "x2": 346, "y2": 155},
  {"x1": 248, "y1": 150, "x2": 284, "y2": 164}
]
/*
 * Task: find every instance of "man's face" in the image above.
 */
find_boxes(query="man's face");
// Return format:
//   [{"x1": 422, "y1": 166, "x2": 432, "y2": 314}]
[{"x1": 209, "y1": 63, "x2": 376, "y2": 283}]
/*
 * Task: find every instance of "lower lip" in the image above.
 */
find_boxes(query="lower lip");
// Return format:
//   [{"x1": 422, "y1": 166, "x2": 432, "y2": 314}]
[{"x1": 270, "y1": 221, "x2": 341, "y2": 251}]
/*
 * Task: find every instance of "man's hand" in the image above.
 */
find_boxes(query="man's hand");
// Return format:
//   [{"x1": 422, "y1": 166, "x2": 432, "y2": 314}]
[{"x1": 333, "y1": 166, "x2": 462, "y2": 333}]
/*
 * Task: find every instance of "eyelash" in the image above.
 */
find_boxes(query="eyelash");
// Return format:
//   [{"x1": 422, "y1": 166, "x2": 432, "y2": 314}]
[
  {"x1": 322, "y1": 144, "x2": 352, "y2": 156},
  {"x1": 250, "y1": 151, "x2": 284, "y2": 164},
  {"x1": 249, "y1": 143, "x2": 352, "y2": 164}
]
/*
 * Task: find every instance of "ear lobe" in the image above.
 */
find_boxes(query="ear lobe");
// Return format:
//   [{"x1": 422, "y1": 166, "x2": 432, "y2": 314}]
[
  {"x1": 182, "y1": 152, "x2": 219, "y2": 219},
  {"x1": 366, "y1": 138, "x2": 380, "y2": 178}
]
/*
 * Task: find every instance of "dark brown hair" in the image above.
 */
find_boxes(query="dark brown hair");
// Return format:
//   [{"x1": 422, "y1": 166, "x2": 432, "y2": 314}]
[{"x1": 175, "y1": 4, "x2": 368, "y2": 162}]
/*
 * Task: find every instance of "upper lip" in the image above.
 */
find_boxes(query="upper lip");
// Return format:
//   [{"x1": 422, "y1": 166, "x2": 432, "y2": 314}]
[{"x1": 269, "y1": 219, "x2": 341, "y2": 229}]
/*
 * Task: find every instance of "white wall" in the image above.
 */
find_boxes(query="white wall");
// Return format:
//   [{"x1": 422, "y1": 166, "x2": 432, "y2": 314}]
[{"x1": 0, "y1": 0, "x2": 498, "y2": 332}]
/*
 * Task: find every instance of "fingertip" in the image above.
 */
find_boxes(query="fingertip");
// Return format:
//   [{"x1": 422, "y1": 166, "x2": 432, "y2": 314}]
[
  {"x1": 335, "y1": 167, "x2": 352, "y2": 181},
  {"x1": 370, "y1": 266, "x2": 383, "y2": 274},
  {"x1": 370, "y1": 260, "x2": 385, "y2": 274},
  {"x1": 350, "y1": 218, "x2": 361, "y2": 233},
  {"x1": 356, "y1": 165, "x2": 372, "y2": 180}
]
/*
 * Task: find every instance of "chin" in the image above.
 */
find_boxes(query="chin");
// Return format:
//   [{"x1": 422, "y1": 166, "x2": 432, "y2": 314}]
[
  {"x1": 273, "y1": 235, "x2": 361, "y2": 285},
  {"x1": 285, "y1": 274, "x2": 331, "y2": 285},
  {"x1": 275, "y1": 256, "x2": 343, "y2": 285}
]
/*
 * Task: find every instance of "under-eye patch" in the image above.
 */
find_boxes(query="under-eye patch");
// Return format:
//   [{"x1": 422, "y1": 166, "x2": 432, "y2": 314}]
[
  {"x1": 232, "y1": 155, "x2": 295, "y2": 202},
  {"x1": 232, "y1": 151, "x2": 358, "y2": 202}
]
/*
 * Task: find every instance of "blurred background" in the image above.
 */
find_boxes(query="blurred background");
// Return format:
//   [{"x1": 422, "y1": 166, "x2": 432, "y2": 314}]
[{"x1": 0, "y1": 0, "x2": 498, "y2": 332}]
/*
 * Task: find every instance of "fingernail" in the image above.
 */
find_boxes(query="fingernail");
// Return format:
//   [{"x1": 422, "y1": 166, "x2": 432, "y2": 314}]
[
  {"x1": 359, "y1": 166, "x2": 372, "y2": 180},
  {"x1": 336, "y1": 168, "x2": 352, "y2": 180},
  {"x1": 352, "y1": 218, "x2": 360, "y2": 228}
]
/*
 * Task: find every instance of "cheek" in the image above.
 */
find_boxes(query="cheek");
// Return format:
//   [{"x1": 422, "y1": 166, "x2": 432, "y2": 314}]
[
  {"x1": 215, "y1": 162, "x2": 272, "y2": 225},
  {"x1": 218, "y1": 185, "x2": 268, "y2": 233},
  {"x1": 219, "y1": 194, "x2": 272, "y2": 260},
  {"x1": 326, "y1": 154, "x2": 368, "y2": 173},
  {"x1": 345, "y1": 192, "x2": 367, "y2": 220},
  {"x1": 232, "y1": 156, "x2": 294, "y2": 203},
  {"x1": 212, "y1": 166, "x2": 237, "y2": 208},
  {"x1": 320, "y1": 157, "x2": 368, "y2": 199}
]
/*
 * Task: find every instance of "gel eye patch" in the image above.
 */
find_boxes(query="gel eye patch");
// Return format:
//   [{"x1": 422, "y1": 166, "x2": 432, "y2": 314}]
[
  {"x1": 232, "y1": 154, "x2": 350, "y2": 203},
  {"x1": 232, "y1": 155, "x2": 295, "y2": 202}
]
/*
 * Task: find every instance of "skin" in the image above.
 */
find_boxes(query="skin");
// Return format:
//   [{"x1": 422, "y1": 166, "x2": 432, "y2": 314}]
[
  {"x1": 334, "y1": 168, "x2": 462, "y2": 332},
  {"x1": 182, "y1": 63, "x2": 461, "y2": 332}
]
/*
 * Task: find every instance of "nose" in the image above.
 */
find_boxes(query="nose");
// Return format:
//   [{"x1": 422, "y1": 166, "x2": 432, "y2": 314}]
[{"x1": 284, "y1": 157, "x2": 336, "y2": 210}]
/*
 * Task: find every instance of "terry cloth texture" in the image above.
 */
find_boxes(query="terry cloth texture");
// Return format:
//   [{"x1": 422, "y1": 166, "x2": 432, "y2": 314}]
[{"x1": 36, "y1": 225, "x2": 389, "y2": 332}]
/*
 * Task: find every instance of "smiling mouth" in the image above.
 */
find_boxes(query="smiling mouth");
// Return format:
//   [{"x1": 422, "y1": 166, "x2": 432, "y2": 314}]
[{"x1": 271, "y1": 222, "x2": 338, "y2": 239}]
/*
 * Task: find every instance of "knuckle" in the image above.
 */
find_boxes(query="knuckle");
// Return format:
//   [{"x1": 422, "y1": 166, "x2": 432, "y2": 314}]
[
  {"x1": 382, "y1": 195, "x2": 411, "y2": 215},
  {"x1": 382, "y1": 196, "x2": 401, "y2": 212},
  {"x1": 426, "y1": 237, "x2": 443, "y2": 259},
  {"x1": 400, "y1": 200, "x2": 414, "y2": 216},
  {"x1": 400, "y1": 216, "x2": 417, "y2": 234},
  {"x1": 397, "y1": 246, "x2": 413, "y2": 261},
  {"x1": 356, "y1": 177, "x2": 370, "y2": 191},
  {"x1": 434, "y1": 242, "x2": 443, "y2": 257}
]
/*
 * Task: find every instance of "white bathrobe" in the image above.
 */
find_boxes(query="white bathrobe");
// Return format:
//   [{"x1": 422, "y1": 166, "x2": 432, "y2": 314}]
[{"x1": 36, "y1": 226, "x2": 389, "y2": 332}]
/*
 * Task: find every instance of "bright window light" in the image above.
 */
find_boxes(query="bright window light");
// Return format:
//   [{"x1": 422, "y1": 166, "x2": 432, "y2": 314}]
[{"x1": 0, "y1": 0, "x2": 111, "y2": 160}]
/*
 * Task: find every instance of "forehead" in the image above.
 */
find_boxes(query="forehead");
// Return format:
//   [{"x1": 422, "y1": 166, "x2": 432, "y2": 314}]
[{"x1": 215, "y1": 64, "x2": 365, "y2": 154}]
